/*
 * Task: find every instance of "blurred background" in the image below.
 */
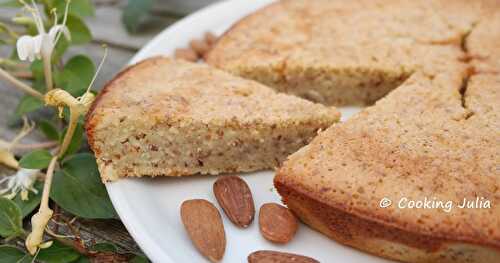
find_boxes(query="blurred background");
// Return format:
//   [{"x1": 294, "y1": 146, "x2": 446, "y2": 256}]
[
  {"x1": 0, "y1": 0, "x2": 221, "y2": 89},
  {"x1": 139, "y1": 0, "x2": 220, "y2": 15}
]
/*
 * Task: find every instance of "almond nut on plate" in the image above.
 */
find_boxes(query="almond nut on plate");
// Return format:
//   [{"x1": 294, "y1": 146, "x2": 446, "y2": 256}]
[
  {"x1": 248, "y1": 250, "x2": 319, "y2": 263},
  {"x1": 213, "y1": 176, "x2": 255, "y2": 228},
  {"x1": 180, "y1": 199, "x2": 226, "y2": 262},
  {"x1": 259, "y1": 203, "x2": 298, "y2": 244},
  {"x1": 190, "y1": 39, "x2": 211, "y2": 56},
  {"x1": 174, "y1": 48, "x2": 198, "y2": 62},
  {"x1": 204, "y1": 31, "x2": 217, "y2": 46}
]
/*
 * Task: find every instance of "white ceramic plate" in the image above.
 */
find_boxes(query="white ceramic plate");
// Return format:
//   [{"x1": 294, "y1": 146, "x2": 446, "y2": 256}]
[{"x1": 106, "y1": 1, "x2": 393, "y2": 262}]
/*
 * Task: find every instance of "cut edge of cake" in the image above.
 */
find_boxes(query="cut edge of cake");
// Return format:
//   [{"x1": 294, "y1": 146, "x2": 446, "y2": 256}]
[{"x1": 85, "y1": 57, "x2": 340, "y2": 182}]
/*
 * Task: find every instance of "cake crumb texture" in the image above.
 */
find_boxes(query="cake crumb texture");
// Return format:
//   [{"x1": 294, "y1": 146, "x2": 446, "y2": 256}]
[{"x1": 85, "y1": 57, "x2": 339, "y2": 181}]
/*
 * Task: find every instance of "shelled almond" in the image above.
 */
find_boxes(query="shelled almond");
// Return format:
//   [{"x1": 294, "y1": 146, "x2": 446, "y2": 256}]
[
  {"x1": 248, "y1": 250, "x2": 319, "y2": 263},
  {"x1": 213, "y1": 176, "x2": 255, "y2": 228},
  {"x1": 180, "y1": 199, "x2": 226, "y2": 262},
  {"x1": 190, "y1": 39, "x2": 211, "y2": 56},
  {"x1": 180, "y1": 179, "x2": 306, "y2": 261},
  {"x1": 174, "y1": 31, "x2": 218, "y2": 61},
  {"x1": 204, "y1": 32, "x2": 217, "y2": 46},
  {"x1": 174, "y1": 48, "x2": 198, "y2": 62},
  {"x1": 259, "y1": 203, "x2": 298, "y2": 244}
]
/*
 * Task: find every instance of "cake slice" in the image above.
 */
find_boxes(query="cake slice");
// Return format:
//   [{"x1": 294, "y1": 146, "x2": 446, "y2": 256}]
[{"x1": 85, "y1": 57, "x2": 339, "y2": 181}]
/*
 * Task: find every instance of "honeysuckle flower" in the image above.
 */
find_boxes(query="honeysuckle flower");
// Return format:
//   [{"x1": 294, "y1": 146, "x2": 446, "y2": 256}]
[
  {"x1": 0, "y1": 117, "x2": 34, "y2": 169},
  {"x1": 16, "y1": 0, "x2": 71, "y2": 62},
  {"x1": 0, "y1": 117, "x2": 38, "y2": 200},
  {"x1": 16, "y1": 34, "x2": 42, "y2": 62},
  {"x1": 0, "y1": 148, "x2": 19, "y2": 169},
  {"x1": 0, "y1": 168, "x2": 40, "y2": 200}
]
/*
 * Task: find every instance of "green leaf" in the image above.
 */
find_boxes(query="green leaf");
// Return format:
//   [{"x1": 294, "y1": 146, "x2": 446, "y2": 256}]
[
  {"x1": 12, "y1": 181, "x2": 43, "y2": 218},
  {"x1": 53, "y1": 0, "x2": 95, "y2": 18},
  {"x1": 30, "y1": 60, "x2": 44, "y2": 80},
  {"x1": 32, "y1": 77, "x2": 47, "y2": 93},
  {"x1": 39, "y1": 120, "x2": 60, "y2": 141},
  {"x1": 15, "y1": 95, "x2": 43, "y2": 116},
  {"x1": 51, "y1": 153, "x2": 117, "y2": 219},
  {"x1": 19, "y1": 150, "x2": 53, "y2": 169},
  {"x1": 0, "y1": 198, "x2": 23, "y2": 238},
  {"x1": 9, "y1": 46, "x2": 18, "y2": 59},
  {"x1": 0, "y1": 246, "x2": 32, "y2": 263},
  {"x1": 55, "y1": 55, "x2": 95, "y2": 97},
  {"x1": 122, "y1": 0, "x2": 153, "y2": 33},
  {"x1": 66, "y1": 15, "x2": 92, "y2": 45},
  {"x1": 37, "y1": 240, "x2": 80, "y2": 263},
  {"x1": 60, "y1": 122, "x2": 84, "y2": 157},
  {"x1": 30, "y1": 60, "x2": 48, "y2": 91},
  {"x1": 30, "y1": 60, "x2": 47, "y2": 92},
  {"x1": 91, "y1": 242, "x2": 117, "y2": 252},
  {"x1": 130, "y1": 255, "x2": 150, "y2": 263},
  {"x1": 73, "y1": 257, "x2": 91, "y2": 263},
  {"x1": 62, "y1": 106, "x2": 71, "y2": 123},
  {"x1": 53, "y1": 36, "x2": 70, "y2": 61}
]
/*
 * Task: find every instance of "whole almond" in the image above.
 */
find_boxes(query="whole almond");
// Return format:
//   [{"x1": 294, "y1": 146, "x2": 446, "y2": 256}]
[
  {"x1": 204, "y1": 31, "x2": 218, "y2": 46},
  {"x1": 190, "y1": 39, "x2": 210, "y2": 56},
  {"x1": 248, "y1": 250, "x2": 319, "y2": 263},
  {"x1": 180, "y1": 199, "x2": 226, "y2": 262},
  {"x1": 174, "y1": 48, "x2": 198, "y2": 62},
  {"x1": 259, "y1": 203, "x2": 298, "y2": 244},
  {"x1": 213, "y1": 176, "x2": 255, "y2": 228}
]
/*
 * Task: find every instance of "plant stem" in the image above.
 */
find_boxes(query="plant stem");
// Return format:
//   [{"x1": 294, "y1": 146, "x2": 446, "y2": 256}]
[
  {"x1": 25, "y1": 156, "x2": 56, "y2": 255},
  {"x1": 25, "y1": 101, "x2": 85, "y2": 255},
  {"x1": 43, "y1": 53, "x2": 53, "y2": 91},
  {"x1": 10, "y1": 70, "x2": 34, "y2": 79},
  {"x1": 29, "y1": 107, "x2": 78, "y2": 242},
  {"x1": 46, "y1": 230, "x2": 90, "y2": 256},
  {"x1": 0, "y1": 67, "x2": 44, "y2": 99},
  {"x1": 58, "y1": 108, "x2": 81, "y2": 157},
  {"x1": 0, "y1": 58, "x2": 29, "y2": 70},
  {"x1": 41, "y1": 156, "x2": 57, "y2": 210},
  {"x1": 9, "y1": 141, "x2": 58, "y2": 150}
]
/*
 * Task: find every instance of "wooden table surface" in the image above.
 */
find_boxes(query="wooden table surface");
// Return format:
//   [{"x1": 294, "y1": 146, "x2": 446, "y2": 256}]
[{"x1": 0, "y1": 0, "x2": 189, "y2": 256}]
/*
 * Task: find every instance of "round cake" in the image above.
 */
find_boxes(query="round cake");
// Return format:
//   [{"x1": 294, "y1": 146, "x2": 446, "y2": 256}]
[{"x1": 207, "y1": 0, "x2": 500, "y2": 262}]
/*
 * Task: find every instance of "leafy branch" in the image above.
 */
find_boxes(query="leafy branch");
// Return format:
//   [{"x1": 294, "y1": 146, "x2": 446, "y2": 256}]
[{"x1": 0, "y1": 0, "x2": 148, "y2": 261}]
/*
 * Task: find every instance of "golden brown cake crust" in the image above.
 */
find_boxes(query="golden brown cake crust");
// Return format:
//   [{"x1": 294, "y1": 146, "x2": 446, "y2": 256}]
[{"x1": 275, "y1": 179, "x2": 500, "y2": 263}]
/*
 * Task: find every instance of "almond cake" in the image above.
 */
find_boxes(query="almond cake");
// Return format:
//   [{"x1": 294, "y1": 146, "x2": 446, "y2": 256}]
[{"x1": 207, "y1": 0, "x2": 500, "y2": 262}]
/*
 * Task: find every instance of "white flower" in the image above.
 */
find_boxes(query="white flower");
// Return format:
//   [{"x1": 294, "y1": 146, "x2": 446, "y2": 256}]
[
  {"x1": 0, "y1": 168, "x2": 40, "y2": 200},
  {"x1": 0, "y1": 117, "x2": 38, "y2": 200},
  {"x1": 16, "y1": 0, "x2": 71, "y2": 62},
  {"x1": 16, "y1": 35, "x2": 42, "y2": 62}
]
